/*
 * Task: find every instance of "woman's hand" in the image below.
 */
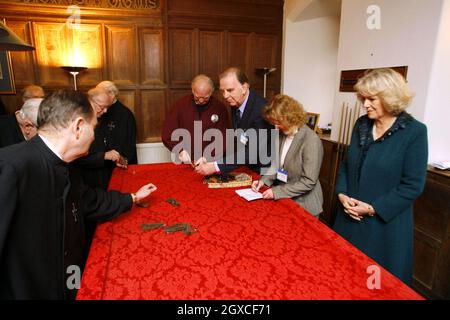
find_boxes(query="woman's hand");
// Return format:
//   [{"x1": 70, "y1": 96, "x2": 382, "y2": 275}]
[
  {"x1": 262, "y1": 188, "x2": 274, "y2": 200},
  {"x1": 338, "y1": 193, "x2": 375, "y2": 221},
  {"x1": 251, "y1": 180, "x2": 264, "y2": 192}
]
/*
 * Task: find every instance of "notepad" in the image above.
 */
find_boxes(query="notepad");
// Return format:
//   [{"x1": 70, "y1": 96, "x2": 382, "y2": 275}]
[{"x1": 235, "y1": 188, "x2": 263, "y2": 201}]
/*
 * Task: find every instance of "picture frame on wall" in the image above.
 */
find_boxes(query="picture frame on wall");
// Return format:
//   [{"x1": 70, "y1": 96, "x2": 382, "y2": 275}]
[
  {"x1": 0, "y1": 50, "x2": 16, "y2": 94},
  {"x1": 306, "y1": 112, "x2": 320, "y2": 133}
]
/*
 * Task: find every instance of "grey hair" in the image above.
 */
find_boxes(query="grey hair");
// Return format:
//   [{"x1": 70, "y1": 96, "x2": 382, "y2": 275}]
[
  {"x1": 191, "y1": 74, "x2": 214, "y2": 92},
  {"x1": 96, "y1": 80, "x2": 119, "y2": 98},
  {"x1": 19, "y1": 97, "x2": 43, "y2": 126}
]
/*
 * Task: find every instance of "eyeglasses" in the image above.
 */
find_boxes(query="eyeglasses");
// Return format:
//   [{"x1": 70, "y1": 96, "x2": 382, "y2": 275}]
[{"x1": 193, "y1": 94, "x2": 211, "y2": 105}]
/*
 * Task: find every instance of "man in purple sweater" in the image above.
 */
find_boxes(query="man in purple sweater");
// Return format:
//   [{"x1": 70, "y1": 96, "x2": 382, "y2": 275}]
[{"x1": 162, "y1": 74, "x2": 230, "y2": 164}]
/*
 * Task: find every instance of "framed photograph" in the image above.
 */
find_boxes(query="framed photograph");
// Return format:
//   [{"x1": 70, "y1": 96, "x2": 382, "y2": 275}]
[
  {"x1": 306, "y1": 112, "x2": 320, "y2": 133},
  {"x1": 0, "y1": 50, "x2": 16, "y2": 94}
]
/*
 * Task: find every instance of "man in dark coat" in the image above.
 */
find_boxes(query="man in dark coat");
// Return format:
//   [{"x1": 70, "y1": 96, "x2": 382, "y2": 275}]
[
  {"x1": 195, "y1": 67, "x2": 274, "y2": 175},
  {"x1": 0, "y1": 90, "x2": 156, "y2": 299},
  {"x1": 80, "y1": 83, "x2": 137, "y2": 190},
  {"x1": 161, "y1": 74, "x2": 229, "y2": 163}
]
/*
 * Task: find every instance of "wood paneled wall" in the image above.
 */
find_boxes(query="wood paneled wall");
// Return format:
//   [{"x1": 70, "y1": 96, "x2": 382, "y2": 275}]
[{"x1": 0, "y1": 0, "x2": 283, "y2": 143}]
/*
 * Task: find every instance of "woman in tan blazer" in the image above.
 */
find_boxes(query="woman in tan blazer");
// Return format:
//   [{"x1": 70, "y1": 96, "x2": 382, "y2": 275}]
[{"x1": 252, "y1": 94, "x2": 323, "y2": 217}]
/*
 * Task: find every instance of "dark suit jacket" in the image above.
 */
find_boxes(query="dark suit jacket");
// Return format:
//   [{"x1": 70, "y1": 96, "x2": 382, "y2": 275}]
[
  {"x1": 217, "y1": 89, "x2": 273, "y2": 174},
  {"x1": 0, "y1": 114, "x2": 24, "y2": 149}
]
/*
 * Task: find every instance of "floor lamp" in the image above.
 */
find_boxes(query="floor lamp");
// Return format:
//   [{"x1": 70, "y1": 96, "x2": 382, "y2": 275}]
[
  {"x1": 255, "y1": 67, "x2": 276, "y2": 98},
  {"x1": 61, "y1": 66, "x2": 87, "y2": 91}
]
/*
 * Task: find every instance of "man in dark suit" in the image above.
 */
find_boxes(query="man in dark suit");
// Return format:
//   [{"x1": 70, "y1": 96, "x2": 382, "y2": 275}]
[{"x1": 195, "y1": 67, "x2": 274, "y2": 175}]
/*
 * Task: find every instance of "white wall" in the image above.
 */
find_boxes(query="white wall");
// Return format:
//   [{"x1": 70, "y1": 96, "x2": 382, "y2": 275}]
[
  {"x1": 423, "y1": 0, "x2": 450, "y2": 162},
  {"x1": 331, "y1": 0, "x2": 446, "y2": 164},
  {"x1": 283, "y1": 16, "x2": 340, "y2": 127},
  {"x1": 283, "y1": 0, "x2": 341, "y2": 128},
  {"x1": 136, "y1": 143, "x2": 172, "y2": 164}
]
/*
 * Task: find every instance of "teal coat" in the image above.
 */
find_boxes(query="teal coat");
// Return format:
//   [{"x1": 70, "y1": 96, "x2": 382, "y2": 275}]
[{"x1": 333, "y1": 112, "x2": 428, "y2": 284}]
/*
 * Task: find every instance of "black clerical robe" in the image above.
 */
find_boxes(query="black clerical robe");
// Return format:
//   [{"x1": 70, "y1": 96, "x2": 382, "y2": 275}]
[
  {"x1": 0, "y1": 114, "x2": 24, "y2": 148},
  {"x1": 80, "y1": 100, "x2": 137, "y2": 190},
  {"x1": 0, "y1": 136, "x2": 132, "y2": 299}
]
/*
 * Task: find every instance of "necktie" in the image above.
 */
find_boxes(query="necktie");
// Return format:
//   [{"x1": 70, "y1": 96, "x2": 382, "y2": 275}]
[{"x1": 234, "y1": 109, "x2": 241, "y2": 128}]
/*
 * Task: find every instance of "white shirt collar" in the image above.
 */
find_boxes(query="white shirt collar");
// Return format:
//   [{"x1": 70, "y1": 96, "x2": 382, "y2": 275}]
[
  {"x1": 238, "y1": 91, "x2": 250, "y2": 115},
  {"x1": 39, "y1": 134, "x2": 64, "y2": 161}
]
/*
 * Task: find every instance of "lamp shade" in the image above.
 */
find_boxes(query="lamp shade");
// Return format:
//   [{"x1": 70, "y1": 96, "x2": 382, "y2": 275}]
[
  {"x1": 61, "y1": 66, "x2": 88, "y2": 73},
  {"x1": 0, "y1": 22, "x2": 35, "y2": 51}
]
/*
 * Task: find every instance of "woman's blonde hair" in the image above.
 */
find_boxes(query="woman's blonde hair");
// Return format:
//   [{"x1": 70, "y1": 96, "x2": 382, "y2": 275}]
[
  {"x1": 264, "y1": 94, "x2": 308, "y2": 129},
  {"x1": 354, "y1": 68, "x2": 413, "y2": 115}
]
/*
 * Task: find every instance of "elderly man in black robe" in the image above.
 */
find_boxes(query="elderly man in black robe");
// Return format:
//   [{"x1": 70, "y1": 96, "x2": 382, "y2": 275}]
[
  {"x1": 0, "y1": 98, "x2": 42, "y2": 148},
  {"x1": 0, "y1": 90, "x2": 156, "y2": 300},
  {"x1": 79, "y1": 83, "x2": 137, "y2": 190}
]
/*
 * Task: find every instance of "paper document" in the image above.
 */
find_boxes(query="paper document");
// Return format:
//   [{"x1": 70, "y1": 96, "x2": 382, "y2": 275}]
[
  {"x1": 235, "y1": 188, "x2": 263, "y2": 201},
  {"x1": 431, "y1": 161, "x2": 450, "y2": 170}
]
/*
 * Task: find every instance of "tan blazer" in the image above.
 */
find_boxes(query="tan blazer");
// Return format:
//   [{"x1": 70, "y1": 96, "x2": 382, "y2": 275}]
[{"x1": 260, "y1": 125, "x2": 324, "y2": 216}]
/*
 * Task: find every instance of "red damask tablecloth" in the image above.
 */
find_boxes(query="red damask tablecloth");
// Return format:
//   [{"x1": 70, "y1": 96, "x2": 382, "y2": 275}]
[{"x1": 77, "y1": 163, "x2": 423, "y2": 300}]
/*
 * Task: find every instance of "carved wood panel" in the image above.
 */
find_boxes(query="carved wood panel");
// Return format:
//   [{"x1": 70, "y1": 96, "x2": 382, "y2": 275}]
[
  {"x1": 168, "y1": 89, "x2": 191, "y2": 108},
  {"x1": 139, "y1": 28, "x2": 165, "y2": 86},
  {"x1": 140, "y1": 90, "x2": 166, "y2": 142},
  {"x1": 118, "y1": 90, "x2": 136, "y2": 114},
  {"x1": 70, "y1": 24, "x2": 104, "y2": 87},
  {"x1": 199, "y1": 31, "x2": 223, "y2": 83},
  {"x1": 226, "y1": 32, "x2": 250, "y2": 75},
  {"x1": 105, "y1": 25, "x2": 137, "y2": 85},
  {"x1": 33, "y1": 22, "x2": 69, "y2": 86},
  {"x1": 169, "y1": 28, "x2": 197, "y2": 86},
  {"x1": 250, "y1": 33, "x2": 277, "y2": 87}
]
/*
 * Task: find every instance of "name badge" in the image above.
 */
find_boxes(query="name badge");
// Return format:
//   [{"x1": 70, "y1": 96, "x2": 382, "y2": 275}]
[
  {"x1": 277, "y1": 169, "x2": 288, "y2": 183},
  {"x1": 240, "y1": 133, "x2": 248, "y2": 145}
]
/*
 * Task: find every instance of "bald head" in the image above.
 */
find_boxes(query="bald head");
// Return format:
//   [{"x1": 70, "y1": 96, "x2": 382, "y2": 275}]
[
  {"x1": 88, "y1": 87, "x2": 113, "y2": 117},
  {"x1": 96, "y1": 80, "x2": 119, "y2": 99},
  {"x1": 191, "y1": 74, "x2": 214, "y2": 106},
  {"x1": 21, "y1": 85, "x2": 45, "y2": 102}
]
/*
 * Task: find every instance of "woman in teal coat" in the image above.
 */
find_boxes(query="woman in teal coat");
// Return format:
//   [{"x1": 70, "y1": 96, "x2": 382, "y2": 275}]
[{"x1": 333, "y1": 68, "x2": 428, "y2": 285}]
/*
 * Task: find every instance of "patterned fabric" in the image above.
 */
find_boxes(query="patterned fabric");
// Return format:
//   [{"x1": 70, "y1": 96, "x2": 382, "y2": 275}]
[{"x1": 77, "y1": 163, "x2": 422, "y2": 300}]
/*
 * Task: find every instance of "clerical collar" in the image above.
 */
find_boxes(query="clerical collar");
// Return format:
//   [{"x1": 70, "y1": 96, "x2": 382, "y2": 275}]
[{"x1": 39, "y1": 134, "x2": 64, "y2": 161}]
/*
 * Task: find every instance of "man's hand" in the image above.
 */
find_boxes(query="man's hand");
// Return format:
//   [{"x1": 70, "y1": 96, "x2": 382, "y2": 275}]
[
  {"x1": 105, "y1": 150, "x2": 120, "y2": 162},
  {"x1": 178, "y1": 150, "x2": 191, "y2": 164},
  {"x1": 132, "y1": 183, "x2": 157, "y2": 204},
  {"x1": 194, "y1": 159, "x2": 217, "y2": 176}
]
